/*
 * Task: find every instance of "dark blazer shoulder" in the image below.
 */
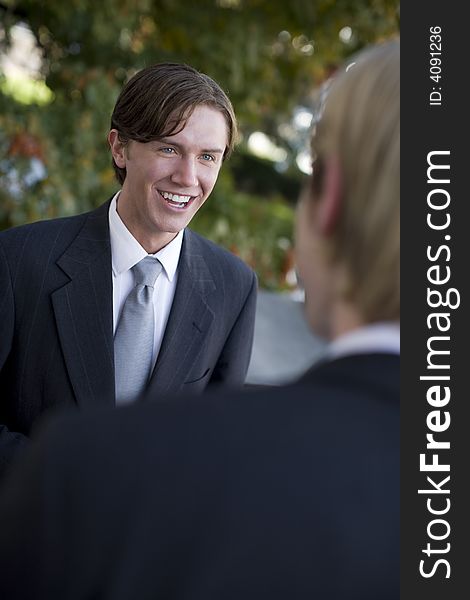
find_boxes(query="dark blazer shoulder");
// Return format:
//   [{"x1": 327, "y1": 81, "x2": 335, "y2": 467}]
[
  {"x1": 289, "y1": 353, "x2": 399, "y2": 419},
  {"x1": 0, "y1": 201, "x2": 110, "y2": 258},
  {"x1": 298, "y1": 352, "x2": 399, "y2": 394}
]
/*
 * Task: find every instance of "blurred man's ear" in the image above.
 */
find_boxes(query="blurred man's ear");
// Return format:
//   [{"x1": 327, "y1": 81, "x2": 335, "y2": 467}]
[{"x1": 317, "y1": 156, "x2": 342, "y2": 236}]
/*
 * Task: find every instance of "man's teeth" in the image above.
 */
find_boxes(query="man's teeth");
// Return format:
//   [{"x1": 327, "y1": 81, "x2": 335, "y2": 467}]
[{"x1": 161, "y1": 192, "x2": 191, "y2": 204}]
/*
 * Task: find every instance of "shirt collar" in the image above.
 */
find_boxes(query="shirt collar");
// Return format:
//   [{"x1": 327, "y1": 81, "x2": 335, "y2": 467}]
[
  {"x1": 326, "y1": 322, "x2": 400, "y2": 360},
  {"x1": 109, "y1": 192, "x2": 183, "y2": 281}
]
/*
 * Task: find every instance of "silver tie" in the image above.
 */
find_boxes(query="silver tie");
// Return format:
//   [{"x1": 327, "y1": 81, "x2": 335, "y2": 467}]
[{"x1": 114, "y1": 256, "x2": 163, "y2": 404}]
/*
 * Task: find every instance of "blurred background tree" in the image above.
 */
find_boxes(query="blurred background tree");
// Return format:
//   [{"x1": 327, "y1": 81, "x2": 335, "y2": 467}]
[{"x1": 0, "y1": 0, "x2": 399, "y2": 289}]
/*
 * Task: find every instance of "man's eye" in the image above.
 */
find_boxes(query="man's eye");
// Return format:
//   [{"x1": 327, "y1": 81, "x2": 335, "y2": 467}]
[
  {"x1": 160, "y1": 147, "x2": 176, "y2": 154},
  {"x1": 201, "y1": 154, "x2": 215, "y2": 162}
]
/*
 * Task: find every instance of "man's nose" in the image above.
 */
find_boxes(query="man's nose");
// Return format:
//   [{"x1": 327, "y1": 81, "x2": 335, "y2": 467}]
[{"x1": 171, "y1": 156, "x2": 198, "y2": 188}]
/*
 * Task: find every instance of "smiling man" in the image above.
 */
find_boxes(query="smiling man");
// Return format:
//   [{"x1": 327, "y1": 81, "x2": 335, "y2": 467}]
[
  {"x1": 109, "y1": 104, "x2": 227, "y2": 251},
  {"x1": 0, "y1": 63, "x2": 257, "y2": 477}
]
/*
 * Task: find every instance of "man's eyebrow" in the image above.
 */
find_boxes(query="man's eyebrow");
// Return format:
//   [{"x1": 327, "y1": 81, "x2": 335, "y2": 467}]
[
  {"x1": 154, "y1": 139, "x2": 225, "y2": 154},
  {"x1": 201, "y1": 148, "x2": 225, "y2": 154}
]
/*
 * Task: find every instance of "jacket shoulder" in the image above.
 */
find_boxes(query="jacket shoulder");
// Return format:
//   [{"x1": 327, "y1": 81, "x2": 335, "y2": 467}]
[{"x1": 0, "y1": 202, "x2": 108, "y2": 256}]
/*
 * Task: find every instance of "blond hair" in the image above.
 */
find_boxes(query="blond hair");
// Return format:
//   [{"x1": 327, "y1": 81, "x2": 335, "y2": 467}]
[{"x1": 310, "y1": 40, "x2": 400, "y2": 322}]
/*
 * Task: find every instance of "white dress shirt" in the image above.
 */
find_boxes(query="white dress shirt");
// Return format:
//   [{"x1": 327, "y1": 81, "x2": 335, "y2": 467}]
[
  {"x1": 325, "y1": 322, "x2": 400, "y2": 361},
  {"x1": 109, "y1": 192, "x2": 183, "y2": 376}
]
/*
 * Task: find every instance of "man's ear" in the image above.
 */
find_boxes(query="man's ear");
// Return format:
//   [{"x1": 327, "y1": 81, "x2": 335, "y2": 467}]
[
  {"x1": 108, "y1": 129, "x2": 127, "y2": 169},
  {"x1": 317, "y1": 156, "x2": 342, "y2": 236}
]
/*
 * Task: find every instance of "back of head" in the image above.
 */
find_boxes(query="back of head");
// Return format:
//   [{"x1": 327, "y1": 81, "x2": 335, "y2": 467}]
[
  {"x1": 110, "y1": 63, "x2": 238, "y2": 184},
  {"x1": 311, "y1": 40, "x2": 400, "y2": 323}
]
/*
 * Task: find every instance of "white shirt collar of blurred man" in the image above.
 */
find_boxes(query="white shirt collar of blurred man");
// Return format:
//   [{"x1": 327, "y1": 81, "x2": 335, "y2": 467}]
[{"x1": 326, "y1": 322, "x2": 400, "y2": 360}]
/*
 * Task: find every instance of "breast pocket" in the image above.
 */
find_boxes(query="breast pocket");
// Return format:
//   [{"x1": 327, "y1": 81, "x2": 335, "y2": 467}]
[{"x1": 183, "y1": 368, "x2": 211, "y2": 387}]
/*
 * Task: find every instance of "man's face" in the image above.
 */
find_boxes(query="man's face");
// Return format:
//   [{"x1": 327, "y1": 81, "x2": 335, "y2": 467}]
[{"x1": 110, "y1": 104, "x2": 228, "y2": 252}]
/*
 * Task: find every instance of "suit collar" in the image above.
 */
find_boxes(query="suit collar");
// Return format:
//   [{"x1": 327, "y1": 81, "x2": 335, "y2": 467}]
[
  {"x1": 146, "y1": 229, "x2": 216, "y2": 395},
  {"x1": 55, "y1": 201, "x2": 111, "y2": 279},
  {"x1": 175, "y1": 229, "x2": 217, "y2": 296},
  {"x1": 52, "y1": 201, "x2": 115, "y2": 408}
]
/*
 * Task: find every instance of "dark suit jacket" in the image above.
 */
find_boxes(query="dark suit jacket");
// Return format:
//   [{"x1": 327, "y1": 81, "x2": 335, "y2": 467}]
[
  {"x1": 0, "y1": 353, "x2": 399, "y2": 600},
  {"x1": 0, "y1": 200, "x2": 257, "y2": 476}
]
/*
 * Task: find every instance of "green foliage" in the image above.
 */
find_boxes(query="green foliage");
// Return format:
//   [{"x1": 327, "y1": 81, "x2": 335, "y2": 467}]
[{"x1": 0, "y1": 0, "x2": 399, "y2": 288}]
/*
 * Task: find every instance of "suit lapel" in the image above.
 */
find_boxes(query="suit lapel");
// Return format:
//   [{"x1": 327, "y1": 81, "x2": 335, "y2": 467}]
[
  {"x1": 147, "y1": 229, "x2": 215, "y2": 395},
  {"x1": 52, "y1": 202, "x2": 115, "y2": 408}
]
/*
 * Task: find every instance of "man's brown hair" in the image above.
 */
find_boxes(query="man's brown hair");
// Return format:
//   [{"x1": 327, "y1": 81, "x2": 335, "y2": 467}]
[{"x1": 110, "y1": 63, "x2": 238, "y2": 184}]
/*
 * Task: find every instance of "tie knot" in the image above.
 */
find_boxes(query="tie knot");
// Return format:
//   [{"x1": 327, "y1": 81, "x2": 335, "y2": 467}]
[{"x1": 132, "y1": 256, "x2": 163, "y2": 288}]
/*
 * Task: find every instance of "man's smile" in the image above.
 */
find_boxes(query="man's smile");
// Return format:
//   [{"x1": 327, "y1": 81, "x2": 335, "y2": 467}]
[{"x1": 158, "y1": 190, "x2": 196, "y2": 209}]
